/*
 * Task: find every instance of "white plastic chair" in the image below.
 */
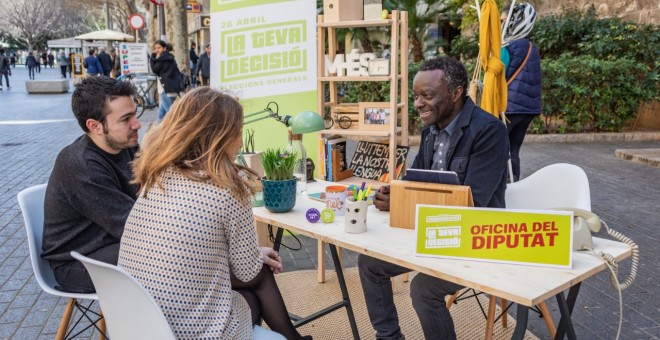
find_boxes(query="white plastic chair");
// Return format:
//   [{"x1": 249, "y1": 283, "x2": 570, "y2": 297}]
[
  {"x1": 17, "y1": 184, "x2": 106, "y2": 340},
  {"x1": 71, "y1": 251, "x2": 285, "y2": 340},
  {"x1": 505, "y1": 163, "x2": 591, "y2": 211},
  {"x1": 70, "y1": 251, "x2": 176, "y2": 340}
]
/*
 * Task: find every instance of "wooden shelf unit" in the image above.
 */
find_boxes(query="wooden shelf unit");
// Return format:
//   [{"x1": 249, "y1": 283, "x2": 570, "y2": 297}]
[{"x1": 316, "y1": 10, "x2": 409, "y2": 186}]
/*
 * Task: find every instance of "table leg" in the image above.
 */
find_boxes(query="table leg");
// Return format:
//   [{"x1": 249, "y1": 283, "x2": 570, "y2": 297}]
[
  {"x1": 317, "y1": 241, "x2": 326, "y2": 283},
  {"x1": 554, "y1": 283, "x2": 581, "y2": 340},
  {"x1": 272, "y1": 227, "x2": 284, "y2": 252},
  {"x1": 255, "y1": 221, "x2": 272, "y2": 247},
  {"x1": 511, "y1": 304, "x2": 529, "y2": 340},
  {"x1": 329, "y1": 244, "x2": 360, "y2": 340}
]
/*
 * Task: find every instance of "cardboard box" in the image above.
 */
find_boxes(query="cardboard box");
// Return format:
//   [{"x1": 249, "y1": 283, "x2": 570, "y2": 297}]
[
  {"x1": 364, "y1": 1, "x2": 383, "y2": 20},
  {"x1": 324, "y1": 0, "x2": 364, "y2": 22},
  {"x1": 389, "y1": 180, "x2": 474, "y2": 229}
]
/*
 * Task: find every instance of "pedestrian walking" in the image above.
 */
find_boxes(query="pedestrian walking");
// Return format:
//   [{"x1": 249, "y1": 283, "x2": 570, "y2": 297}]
[
  {"x1": 97, "y1": 47, "x2": 113, "y2": 77},
  {"x1": 0, "y1": 49, "x2": 11, "y2": 90},
  {"x1": 48, "y1": 52, "x2": 55, "y2": 68},
  {"x1": 84, "y1": 49, "x2": 104, "y2": 77},
  {"x1": 109, "y1": 48, "x2": 121, "y2": 78},
  {"x1": 501, "y1": 3, "x2": 542, "y2": 181},
  {"x1": 25, "y1": 51, "x2": 38, "y2": 80},
  {"x1": 189, "y1": 42, "x2": 199, "y2": 87},
  {"x1": 151, "y1": 40, "x2": 183, "y2": 121},
  {"x1": 195, "y1": 44, "x2": 211, "y2": 86},
  {"x1": 10, "y1": 52, "x2": 16, "y2": 68},
  {"x1": 57, "y1": 51, "x2": 69, "y2": 79},
  {"x1": 68, "y1": 52, "x2": 74, "y2": 78}
]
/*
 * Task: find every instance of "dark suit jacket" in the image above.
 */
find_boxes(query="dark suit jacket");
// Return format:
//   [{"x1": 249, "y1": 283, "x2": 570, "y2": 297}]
[
  {"x1": 410, "y1": 98, "x2": 509, "y2": 208},
  {"x1": 97, "y1": 51, "x2": 113, "y2": 73}
]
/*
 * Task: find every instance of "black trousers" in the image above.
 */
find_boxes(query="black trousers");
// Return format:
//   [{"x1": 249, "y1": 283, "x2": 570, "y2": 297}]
[
  {"x1": 51, "y1": 243, "x2": 120, "y2": 293},
  {"x1": 506, "y1": 114, "x2": 538, "y2": 181}
]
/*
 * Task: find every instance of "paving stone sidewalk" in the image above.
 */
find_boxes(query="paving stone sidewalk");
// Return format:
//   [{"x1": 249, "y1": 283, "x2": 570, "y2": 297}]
[{"x1": 1, "y1": 67, "x2": 658, "y2": 339}]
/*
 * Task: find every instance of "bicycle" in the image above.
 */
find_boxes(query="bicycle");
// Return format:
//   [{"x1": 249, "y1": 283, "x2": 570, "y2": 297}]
[
  {"x1": 117, "y1": 73, "x2": 159, "y2": 118},
  {"x1": 323, "y1": 110, "x2": 353, "y2": 129}
]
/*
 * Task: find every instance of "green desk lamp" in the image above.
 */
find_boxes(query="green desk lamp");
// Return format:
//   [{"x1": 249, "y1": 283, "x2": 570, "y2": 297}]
[
  {"x1": 242, "y1": 101, "x2": 325, "y2": 134},
  {"x1": 240, "y1": 102, "x2": 324, "y2": 206}
]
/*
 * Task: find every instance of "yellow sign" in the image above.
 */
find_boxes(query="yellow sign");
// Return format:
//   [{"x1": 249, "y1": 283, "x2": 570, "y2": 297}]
[
  {"x1": 415, "y1": 205, "x2": 573, "y2": 268},
  {"x1": 186, "y1": 2, "x2": 201, "y2": 13}
]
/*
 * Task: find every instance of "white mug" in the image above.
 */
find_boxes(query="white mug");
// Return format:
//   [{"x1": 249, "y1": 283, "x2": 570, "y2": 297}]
[{"x1": 345, "y1": 197, "x2": 369, "y2": 233}]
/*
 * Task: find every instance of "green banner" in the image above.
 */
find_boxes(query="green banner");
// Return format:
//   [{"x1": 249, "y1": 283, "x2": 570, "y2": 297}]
[
  {"x1": 415, "y1": 205, "x2": 573, "y2": 268},
  {"x1": 211, "y1": 0, "x2": 318, "y2": 162}
]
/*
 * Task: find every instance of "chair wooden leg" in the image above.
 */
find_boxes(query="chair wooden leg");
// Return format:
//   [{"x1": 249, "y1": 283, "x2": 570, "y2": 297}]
[
  {"x1": 317, "y1": 241, "x2": 326, "y2": 283},
  {"x1": 501, "y1": 298, "x2": 508, "y2": 328},
  {"x1": 56, "y1": 298, "x2": 75, "y2": 340},
  {"x1": 538, "y1": 301, "x2": 557, "y2": 338},
  {"x1": 98, "y1": 308, "x2": 106, "y2": 340},
  {"x1": 401, "y1": 272, "x2": 409, "y2": 282},
  {"x1": 446, "y1": 291, "x2": 459, "y2": 309},
  {"x1": 485, "y1": 295, "x2": 497, "y2": 340}
]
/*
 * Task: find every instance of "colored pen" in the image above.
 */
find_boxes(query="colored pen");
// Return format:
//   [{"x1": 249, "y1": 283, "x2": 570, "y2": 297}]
[
  {"x1": 360, "y1": 182, "x2": 366, "y2": 192},
  {"x1": 357, "y1": 190, "x2": 364, "y2": 201},
  {"x1": 364, "y1": 185, "x2": 372, "y2": 201}
]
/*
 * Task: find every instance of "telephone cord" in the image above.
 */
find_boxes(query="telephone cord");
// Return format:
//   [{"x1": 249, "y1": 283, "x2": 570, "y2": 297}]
[
  {"x1": 580, "y1": 219, "x2": 639, "y2": 340},
  {"x1": 583, "y1": 249, "x2": 623, "y2": 340},
  {"x1": 599, "y1": 220, "x2": 640, "y2": 291}
]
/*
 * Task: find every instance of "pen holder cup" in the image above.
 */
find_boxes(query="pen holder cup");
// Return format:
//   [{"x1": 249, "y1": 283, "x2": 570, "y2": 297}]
[
  {"x1": 326, "y1": 185, "x2": 348, "y2": 216},
  {"x1": 344, "y1": 197, "x2": 369, "y2": 234}
]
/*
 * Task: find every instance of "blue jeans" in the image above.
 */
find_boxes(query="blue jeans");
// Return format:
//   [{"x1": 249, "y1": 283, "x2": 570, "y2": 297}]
[
  {"x1": 157, "y1": 92, "x2": 174, "y2": 121},
  {"x1": 358, "y1": 254, "x2": 463, "y2": 340},
  {"x1": 190, "y1": 61, "x2": 197, "y2": 87}
]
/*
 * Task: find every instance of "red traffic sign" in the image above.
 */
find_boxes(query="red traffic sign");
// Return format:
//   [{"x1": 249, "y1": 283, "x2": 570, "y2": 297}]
[{"x1": 129, "y1": 14, "x2": 145, "y2": 30}]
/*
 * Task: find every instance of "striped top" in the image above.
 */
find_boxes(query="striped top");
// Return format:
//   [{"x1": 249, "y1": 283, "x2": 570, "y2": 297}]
[{"x1": 118, "y1": 167, "x2": 263, "y2": 339}]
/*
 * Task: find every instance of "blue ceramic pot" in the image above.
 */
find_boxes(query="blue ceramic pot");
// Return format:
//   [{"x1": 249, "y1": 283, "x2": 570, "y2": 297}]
[{"x1": 261, "y1": 177, "x2": 297, "y2": 213}]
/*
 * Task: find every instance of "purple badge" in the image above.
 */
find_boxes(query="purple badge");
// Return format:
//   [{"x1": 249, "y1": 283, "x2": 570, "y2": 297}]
[{"x1": 306, "y1": 208, "x2": 321, "y2": 223}]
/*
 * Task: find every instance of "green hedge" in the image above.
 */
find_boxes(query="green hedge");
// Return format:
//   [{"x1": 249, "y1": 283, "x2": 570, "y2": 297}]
[{"x1": 536, "y1": 54, "x2": 657, "y2": 133}]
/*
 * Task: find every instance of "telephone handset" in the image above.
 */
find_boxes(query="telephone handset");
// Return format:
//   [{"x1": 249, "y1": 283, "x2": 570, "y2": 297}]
[
  {"x1": 554, "y1": 207, "x2": 639, "y2": 291},
  {"x1": 553, "y1": 207, "x2": 601, "y2": 251}
]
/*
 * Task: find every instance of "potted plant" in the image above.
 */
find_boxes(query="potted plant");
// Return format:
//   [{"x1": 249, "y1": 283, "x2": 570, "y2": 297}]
[
  {"x1": 240, "y1": 129, "x2": 265, "y2": 178},
  {"x1": 260, "y1": 148, "x2": 299, "y2": 213}
]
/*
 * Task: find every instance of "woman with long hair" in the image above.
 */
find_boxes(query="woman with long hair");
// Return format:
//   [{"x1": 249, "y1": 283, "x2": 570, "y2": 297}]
[{"x1": 118, "y1": 87, "x2": 310, "y2": 340}]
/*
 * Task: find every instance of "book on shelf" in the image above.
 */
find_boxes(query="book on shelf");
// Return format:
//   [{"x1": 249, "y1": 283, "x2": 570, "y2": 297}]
[
  {"x1": 323, "y1": 136, "x2": 347, "y2": 182},
  {"x1": 349, "y1": 141, "x2": 409, "y2": 183}
]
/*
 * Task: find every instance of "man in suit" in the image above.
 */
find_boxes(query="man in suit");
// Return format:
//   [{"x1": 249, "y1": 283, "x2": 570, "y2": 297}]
[{"x1": 358, "y1": 56, "x2": 510, "y2": 340}]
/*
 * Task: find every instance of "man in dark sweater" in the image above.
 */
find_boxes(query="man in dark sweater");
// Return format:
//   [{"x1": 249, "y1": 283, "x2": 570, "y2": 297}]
[{"x1": 43, "y1": 76, "x2": 140, "y2": 293}]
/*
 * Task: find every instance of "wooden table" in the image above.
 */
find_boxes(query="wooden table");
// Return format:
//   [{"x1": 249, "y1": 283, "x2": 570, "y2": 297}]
[{"x1": 253, "y1": 181, "x2": 632, "y2": 340}]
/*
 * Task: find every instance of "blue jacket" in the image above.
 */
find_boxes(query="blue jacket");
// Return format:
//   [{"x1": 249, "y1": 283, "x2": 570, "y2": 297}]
[
  {"x1": 411, "y1": 98, "x2": 509, "y2": 208},
  {"x1": 84, "y1": 55, "x2": 104, "y2": 75},
  {"x1": 505, "y1": 39, "x2": 542, "y2": 115}
]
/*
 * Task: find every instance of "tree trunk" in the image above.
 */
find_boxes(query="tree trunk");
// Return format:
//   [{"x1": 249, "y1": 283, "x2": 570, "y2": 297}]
[
  {"x1": 164, "y1": 0, "x2": 189, "y2": 74},
  {"x1": 360, "y1": 37, "x2": 374, "y2": 53},
  {"x1": 148, "y1": 3, "x2": 159, "y2": 50},
  {"x1": 411, "y1": 36, "x2": 424, "y2": 63}
]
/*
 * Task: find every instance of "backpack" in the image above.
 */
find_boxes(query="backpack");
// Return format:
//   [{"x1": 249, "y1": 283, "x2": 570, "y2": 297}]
[{"x1": 178, "y1": 71, "x2": 190, "y2": 94}]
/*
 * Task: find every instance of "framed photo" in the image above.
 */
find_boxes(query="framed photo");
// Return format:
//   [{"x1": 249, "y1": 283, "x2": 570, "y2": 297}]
[{"x1": 359, "y1": 102, "x2": 391, "y2": 131}]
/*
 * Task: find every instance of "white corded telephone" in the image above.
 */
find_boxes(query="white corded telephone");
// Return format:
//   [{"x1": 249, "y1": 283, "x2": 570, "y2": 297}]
[
  {"x1": 555, "y1": 207, "x2": 641, "y2": 340},
  {"x1": 555, "y1": 207, "x2": 639, "y2": 290}
]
